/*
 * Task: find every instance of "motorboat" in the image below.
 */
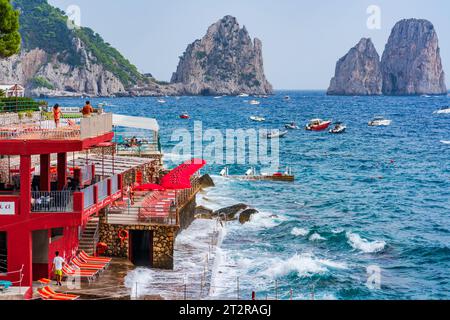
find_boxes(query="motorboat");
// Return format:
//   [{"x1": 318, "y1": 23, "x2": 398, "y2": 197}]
[
  {"x1": 250, "y1": 116, "x2": 266, "y2": 122},
  {"x1": 368, "y1": 116, "x2": 392, "y2": 126},
  {"x1": 305, "y1": 119, "x2": 332, "y2": 131},
  {"x1": 238, "y1": 93, "x2": 250, "y2": 97},
  {"x1": 434, "y1": 107, "x2": 450, "y2": 114},
  {"x1": 157, "y1": 99, "x2": 166, "y2": 104},
  {"x1": 284, "y1": 96, "x2": 291, "y2": 101},
  {"x1": 285, "y1": 122, "x2": 299, "y2": 130},
  {"x1": 180, "y1": 113, "x2": 190, "y2": 119},
  {"x1": 329, "y1": 122, "x2": 347, "y2": 134},
  {"x1": 265, "y1": 130, "x2": 288, "y2": 139},
  {"x1": 249, "y1": 100, "x2": 261, "y2": 105}
]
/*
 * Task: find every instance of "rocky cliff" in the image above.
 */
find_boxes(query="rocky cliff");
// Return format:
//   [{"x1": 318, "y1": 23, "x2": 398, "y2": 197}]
[
  {"x1": 381, "y1": 19, "x2": 447, "y2": 95},
  {"x1": 0, "y1": 0, "x2": 141, "y2": 97},
  {"x1": 170, "y1": 15, "x2": 272, "y2": 95},
  {"x1": 327, "y1": 38, "x2": 382, "y2": 95}
]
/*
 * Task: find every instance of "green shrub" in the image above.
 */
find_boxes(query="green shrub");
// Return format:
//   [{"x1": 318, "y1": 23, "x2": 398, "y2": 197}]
[{"x1": 31, "y1": 76, "x2": 55, "y2": 89}]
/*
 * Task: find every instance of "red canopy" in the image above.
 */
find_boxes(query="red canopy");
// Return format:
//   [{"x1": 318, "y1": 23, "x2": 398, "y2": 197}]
[{"x1": 160, "y1": 159, "x2": 206, "y2": 190}]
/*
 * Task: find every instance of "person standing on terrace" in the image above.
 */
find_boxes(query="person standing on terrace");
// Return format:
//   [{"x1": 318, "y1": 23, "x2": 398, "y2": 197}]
[
  {"x1": 81, "y1": 101, "x2": 94, "y2": 118},
  {"x1": 52, "y1": 251, "x2": 66, "y2": 286},
  {"x1": 53, "y1": 104, "x2": 62, "y2": 128}
]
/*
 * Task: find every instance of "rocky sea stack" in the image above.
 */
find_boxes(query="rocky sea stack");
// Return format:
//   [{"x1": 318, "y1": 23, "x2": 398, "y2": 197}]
[
  {"x1": 170, "y1": 15, "x2": 273, "y2": 96},
  {"x1": 327, "y1": 38, "x2": 382, "y2": 95},
  {"x1": 381, "y1": 19, "x2": 447, "y2": 95}
]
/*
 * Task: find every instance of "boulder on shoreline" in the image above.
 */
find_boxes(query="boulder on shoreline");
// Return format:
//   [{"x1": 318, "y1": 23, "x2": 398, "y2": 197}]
[
  {"x1": 198, "y1": 174, "x2": 215, "y2": 189},
  {"x1": 239, "y1": 209, "x2": 259, "y2": 224},
  {"x1": 195, "y1": 205, "x2": 214, "y2": 219}
]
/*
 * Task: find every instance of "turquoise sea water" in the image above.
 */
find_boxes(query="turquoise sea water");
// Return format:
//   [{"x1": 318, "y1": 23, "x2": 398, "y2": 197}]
[{"x1": 47, "y1": 91, "x2": 450, "y2": 300}]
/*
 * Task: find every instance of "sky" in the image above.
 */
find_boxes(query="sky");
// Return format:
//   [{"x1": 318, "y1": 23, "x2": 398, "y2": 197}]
[{"x1": 48, "y1": 0, "x2": 450, "y2": 90}]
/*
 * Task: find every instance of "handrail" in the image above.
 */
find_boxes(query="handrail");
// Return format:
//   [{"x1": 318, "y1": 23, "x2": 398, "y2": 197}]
[{"x1": 31, "y1": 191, "x2": 74, "y2": 213}]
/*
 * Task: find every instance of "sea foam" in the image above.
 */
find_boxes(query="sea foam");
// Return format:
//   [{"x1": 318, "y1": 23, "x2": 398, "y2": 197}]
[
  {"x1": 291, "y1": 227, "x2": 309, "y2": 237},
  {"x1": 346, "y1": 232, "x2": 386, "y2": 253},
  {"x1": 265, "y1": 253, "x2": 347, "y2": 278}
]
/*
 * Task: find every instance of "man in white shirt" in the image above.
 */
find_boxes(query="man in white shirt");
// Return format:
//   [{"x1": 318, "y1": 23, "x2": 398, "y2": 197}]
[{"x1": 52, "y1": 251, "x2": 65, "y2": 286}]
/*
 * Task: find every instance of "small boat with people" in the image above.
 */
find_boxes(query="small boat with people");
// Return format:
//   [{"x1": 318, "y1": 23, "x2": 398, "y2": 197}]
[
  {"x1": 434, "y1": 107, "x2": 450, "y2": 114},
  {"x1": 249, "y1": 100, "x2": 261, "y2": 105},
  {"x1": 220, "y1": 166, "x2": 295, "y2": 182},
  {"x1": 368, "y1": 116, "x2": 392, "y2": 126},
  {"x1": 265, "y1": 130, "x2": 288, "y2": 139},
  {"x1": 250, "y1": 116, "x2": 266, "y2": 122},
  {"x1": 305, "y1": 119, "x2": 332, "y2": 131},
  {"x1": 329, "y1": 122, "x2": 347, "y2": 134},
  {"x1": 285, "y1": 122, "x2": 299, "y2": 130},
  {"x1": 180, "y1": 113, "x2": 190, "y2": 119},
  {"x1": 283, "y1": 96, "x2": 291, "y2": 101}
]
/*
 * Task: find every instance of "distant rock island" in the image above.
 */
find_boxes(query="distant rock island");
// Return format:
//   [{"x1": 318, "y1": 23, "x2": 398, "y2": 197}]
[
  {"x1": 381, "y1": 19, "x2": 447, "y2": 95},
  {"x1": 170, "y1": 15, "x2": 272, "y2": 96},
  {"x1": 328, "y1": 18, "x2": 447, "y2": 96},
  {"x1": 327, "y1": 38, "x2": 382, "y2": 95}
]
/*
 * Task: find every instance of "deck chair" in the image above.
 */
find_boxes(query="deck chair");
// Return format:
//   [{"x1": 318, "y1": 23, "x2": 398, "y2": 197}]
[
  {"x1": 71, "y1": 257, "x2": 106, "y2": 271},
  {"x1": 38, "y1": 286, "x2": 79, "y2": 300},
  {"x1": 79, "y1": 250, "x2": 112, "y2": 264},
  {"x1": 63, "y1": 265, "x2": 98, "y2": 283}
]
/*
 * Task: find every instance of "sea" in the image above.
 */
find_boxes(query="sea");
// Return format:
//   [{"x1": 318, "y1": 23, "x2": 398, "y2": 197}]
[{"x1": 46, "y1": 91, "x2": 450, "y2": 300}]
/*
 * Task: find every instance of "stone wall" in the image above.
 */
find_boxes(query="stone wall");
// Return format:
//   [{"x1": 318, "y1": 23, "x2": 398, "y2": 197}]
[
  {"x1": 98, "y1": 220, "x2": 178, "y2": 269},
  {"x1": 178, "y1": 198, "x2": 197, "y2": 232}
]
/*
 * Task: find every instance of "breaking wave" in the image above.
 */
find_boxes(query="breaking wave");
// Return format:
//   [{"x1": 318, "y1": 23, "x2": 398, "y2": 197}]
[{"x1": 346, "y1": 232, "x2": 386, "y2": 253}]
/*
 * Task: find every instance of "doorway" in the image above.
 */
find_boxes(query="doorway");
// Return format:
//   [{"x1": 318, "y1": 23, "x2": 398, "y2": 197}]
[
  {"x1": 129, "y1": 230, "x2": 153, "y2": 267},
  {"x1": 32, "y1": 230, "x2": 49, "y2": 281}
]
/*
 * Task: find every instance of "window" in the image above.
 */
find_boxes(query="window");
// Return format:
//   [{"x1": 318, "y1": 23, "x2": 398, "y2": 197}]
[
  {"x1": 0, "y1": 232, "x2": 6, "y2": 274},
  {"x1": 51, "y1": 228, "x2": 64, "y2": 241}
]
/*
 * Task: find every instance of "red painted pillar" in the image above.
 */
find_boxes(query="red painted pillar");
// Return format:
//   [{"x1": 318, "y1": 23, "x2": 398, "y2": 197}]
[
  {"x1": 19, "y1": 155, "x2": 32, "y2": 216},
  {"x1": 39, "y1": 154, "x2": 51, "y2": 192},
  {"x1": 73, "y1": 192, "x2": 84, "y2": 212},
  {"x1": 57, "y1": 152, "x2": 67, "y2": 191},
  {"x1": 107, "y1": 178, "x2": 112, "y2": 196},
  {"x1": 8, "y1": 229, "x2": 32, "y2": 287}
]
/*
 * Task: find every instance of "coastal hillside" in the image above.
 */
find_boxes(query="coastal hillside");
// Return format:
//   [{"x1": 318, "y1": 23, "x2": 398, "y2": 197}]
[
  {"x1": 170, "y1": 15, "x2": 273, "y2": 96},
  {"x1": 0, "y1": 0, "x2": 149, "y2": 97}
]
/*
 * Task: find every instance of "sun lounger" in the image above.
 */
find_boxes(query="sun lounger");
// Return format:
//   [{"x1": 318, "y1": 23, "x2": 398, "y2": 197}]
[
  {"x1": 71, "y1": 257, "x2": 106, "y2": 271},
  {"x1": 63, "y1": 265, "x2": 98, "y2": 283},
  {"x1": 79, "y1": 250, "x2": 112, "y2": 264},
  {"x1": 38, "y1": 286, "x2": 79, "y2": 300}
]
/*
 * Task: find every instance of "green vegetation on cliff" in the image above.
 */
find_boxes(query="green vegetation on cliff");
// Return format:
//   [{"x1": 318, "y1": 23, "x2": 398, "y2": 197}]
[
  {"x1": 0, "y1": 0, "x2": 21, "y2": 57},
  {"x1": 12, "y1": 0, "x2": 144, "y2": 86}
]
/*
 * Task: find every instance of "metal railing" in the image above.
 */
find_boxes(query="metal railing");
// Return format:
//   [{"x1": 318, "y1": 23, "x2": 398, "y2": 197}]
[
  {"x1": 137, "y1": 207, "x2": 177, "y2": 225},
  {"x1": 81, "y1": 165, "x2": 93, "y2": 185},
  {"x1": 97, "y1": 179, "x2": 108, "y2": 201},
  {"x1": 80, "y1": 113, "x2": 113, "y2": 139},
  {"x1": 111, "y1": 174, "x2": 119, "y2": 194},
  {"x1": 31, "y1": 191, "x2": 74, "y2": 213},
  {"x1": 0, "y1": 112, "x2": 112, "y2": 141},
  {"x1": 82, "y1": 185, "x2": 95, "y2": 209}
]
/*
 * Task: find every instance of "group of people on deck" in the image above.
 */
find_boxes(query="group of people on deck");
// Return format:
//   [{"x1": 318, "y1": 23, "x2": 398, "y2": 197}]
[{"x1": 52, "y1": 101, "x2": 96, "y2": 127}]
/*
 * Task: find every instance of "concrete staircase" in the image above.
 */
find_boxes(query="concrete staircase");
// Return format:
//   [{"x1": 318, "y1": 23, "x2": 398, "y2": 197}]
[{"x1": 79, "y1": 217, "x2": 99, "y2": 256}]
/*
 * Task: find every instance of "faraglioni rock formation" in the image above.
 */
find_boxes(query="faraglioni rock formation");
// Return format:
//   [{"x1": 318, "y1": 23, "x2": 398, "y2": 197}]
[
  {"x1": 381, "y1": 19, "x2": 447, "y2": 95},
  {"x1": 327, "y1": 38, "x2": 382, "y2": 95},
  {"x1": 170, "y1": 15, "x2": 273, "y2": 96}
]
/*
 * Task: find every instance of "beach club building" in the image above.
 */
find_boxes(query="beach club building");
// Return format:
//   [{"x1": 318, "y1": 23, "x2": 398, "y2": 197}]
[{"x1": 0, "y1": 106, "x2": 204, "y2": 293}]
